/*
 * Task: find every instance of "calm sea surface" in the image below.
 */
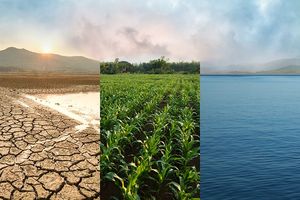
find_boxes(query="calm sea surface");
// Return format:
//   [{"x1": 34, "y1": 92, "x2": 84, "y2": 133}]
[{"x1": 201, "y1": 75, "x2": 300, "y2": 200}]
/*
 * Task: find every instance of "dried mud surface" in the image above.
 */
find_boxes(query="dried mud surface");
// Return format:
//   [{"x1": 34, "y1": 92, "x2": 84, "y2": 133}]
[{"x1": 0, "y1": 74, "x2": 100, "y2": 199}]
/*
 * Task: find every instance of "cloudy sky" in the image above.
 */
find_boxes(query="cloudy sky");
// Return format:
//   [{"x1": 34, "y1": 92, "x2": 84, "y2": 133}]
[{"x1": 0, "y1": 0, "x2": 299, "y2": 65}]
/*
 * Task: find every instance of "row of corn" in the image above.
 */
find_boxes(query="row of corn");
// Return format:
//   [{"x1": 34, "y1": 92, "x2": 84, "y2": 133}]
[{"x1": 100, "y1": 74, "x2": 200, "y2": 200}]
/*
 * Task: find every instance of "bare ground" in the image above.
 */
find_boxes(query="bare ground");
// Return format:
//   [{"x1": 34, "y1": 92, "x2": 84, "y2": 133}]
[{"x1": 0, "y1": 74, "x2": 100, "y2": 199}]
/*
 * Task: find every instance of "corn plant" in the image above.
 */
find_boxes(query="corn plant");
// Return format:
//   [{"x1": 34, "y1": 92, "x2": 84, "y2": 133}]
[{"x1": 100, "y1": 74, "x2": 200, "y2": 199}]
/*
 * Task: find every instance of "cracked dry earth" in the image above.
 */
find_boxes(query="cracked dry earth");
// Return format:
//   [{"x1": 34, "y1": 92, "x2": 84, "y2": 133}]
[{"x1": 0, "y1": 87, "x2": 100, "y2": 199}]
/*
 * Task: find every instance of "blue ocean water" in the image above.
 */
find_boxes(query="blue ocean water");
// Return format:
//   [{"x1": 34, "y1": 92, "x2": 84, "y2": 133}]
[{"x1": 201, "y1": 75, "x2": 300, "y2": 200}]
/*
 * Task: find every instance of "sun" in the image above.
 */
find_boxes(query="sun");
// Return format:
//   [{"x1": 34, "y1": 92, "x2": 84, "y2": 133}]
[{"x1": 42, "y1": 44, "x2": 52, "y2": 54}]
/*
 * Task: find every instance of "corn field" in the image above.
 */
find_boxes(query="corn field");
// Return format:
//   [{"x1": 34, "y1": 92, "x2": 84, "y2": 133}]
[{"x1": 100, "y1": 74, "x2": 200, "y2": 200}]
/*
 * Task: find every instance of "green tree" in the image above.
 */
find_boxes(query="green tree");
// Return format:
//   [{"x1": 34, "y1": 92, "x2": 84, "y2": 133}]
[{"x1": 149, "y1": 56, "x2": 170, "y2": 73}]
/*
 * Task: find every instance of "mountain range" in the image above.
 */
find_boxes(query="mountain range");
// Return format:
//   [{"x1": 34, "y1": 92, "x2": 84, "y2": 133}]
[
  {"x1": 0, "y1": 47, "x2": 99, "y2": 73},
  {"x1": 201, "y1": 57, "x2": 300, "y2": 74}
]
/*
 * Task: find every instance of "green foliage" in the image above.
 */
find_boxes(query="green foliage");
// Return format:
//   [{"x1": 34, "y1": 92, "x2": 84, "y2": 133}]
[
  {"x1": 100, "y1": 57, "x2": 200, "y2": 74},
  {"x1": 100, "y1": 74, "x2": 200, "y2": 199}
]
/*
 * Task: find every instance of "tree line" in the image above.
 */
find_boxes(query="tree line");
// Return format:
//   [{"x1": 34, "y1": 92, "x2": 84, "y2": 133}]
[{"x1": 100, "y1": 57, "x2": 200, "y2": 74}]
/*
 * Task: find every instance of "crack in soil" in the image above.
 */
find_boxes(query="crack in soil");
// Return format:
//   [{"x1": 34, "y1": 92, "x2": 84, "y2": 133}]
[{"x1": 0, "y1": 87, "x2": 100, "y2": 199}]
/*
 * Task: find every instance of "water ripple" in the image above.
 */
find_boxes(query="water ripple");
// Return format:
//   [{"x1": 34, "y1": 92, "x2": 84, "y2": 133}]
[{"x1": 201, "y1": 76, "x2": 300, "y2": 200}]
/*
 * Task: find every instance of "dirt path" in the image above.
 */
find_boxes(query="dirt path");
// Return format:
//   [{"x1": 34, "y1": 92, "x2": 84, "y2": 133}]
[{"x1": 0, "y1": 88, "x2": 100, "y2": 199}]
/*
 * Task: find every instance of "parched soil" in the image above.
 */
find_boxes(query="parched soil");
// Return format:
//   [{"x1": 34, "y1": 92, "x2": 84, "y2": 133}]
[
  {"x1": 0, "y1": 74, "x2": 100, "y2": 199},
  {"x1": 0, "y1": 73, "x2": 99, "y2": 90}
]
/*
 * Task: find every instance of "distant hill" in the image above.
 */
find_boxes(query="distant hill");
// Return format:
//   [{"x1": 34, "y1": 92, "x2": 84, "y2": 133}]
[
  {"x1": 262, "y1": 58, "x2": 300, "y2": 69},
  {"x1": 260, "y1": 65, "x2": 300, "y2": 74},
  {"x1": 0, "y1": 47, "x2": 99, "y2": 73},
  {"x1": 202, "y1": 57, "x2": 300, "y2": 74}
]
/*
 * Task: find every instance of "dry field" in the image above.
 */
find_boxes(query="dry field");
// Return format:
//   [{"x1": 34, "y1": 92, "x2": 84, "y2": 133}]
[
  {"x1": 0, "y1": 73, "x2": 100, "y2": 199},
  {"x1": 0, "y1": 73, "x2": 99, "y2": 93}
]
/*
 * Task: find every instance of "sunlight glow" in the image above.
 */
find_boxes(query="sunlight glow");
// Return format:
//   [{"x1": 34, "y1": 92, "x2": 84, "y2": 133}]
[{"x1": 42, "y1": 44, "x2": 52, "y2": 54}]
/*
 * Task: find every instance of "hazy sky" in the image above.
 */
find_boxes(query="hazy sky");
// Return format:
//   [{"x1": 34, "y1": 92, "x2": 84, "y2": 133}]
[{"x1": 0, "y1": 0, "x2": 299, "y2": 65}]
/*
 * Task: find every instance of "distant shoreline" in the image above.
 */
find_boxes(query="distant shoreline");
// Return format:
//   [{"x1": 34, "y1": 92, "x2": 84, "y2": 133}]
[{"x1": 201, "y1": 74, "x2": 300, "y2": 76}]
